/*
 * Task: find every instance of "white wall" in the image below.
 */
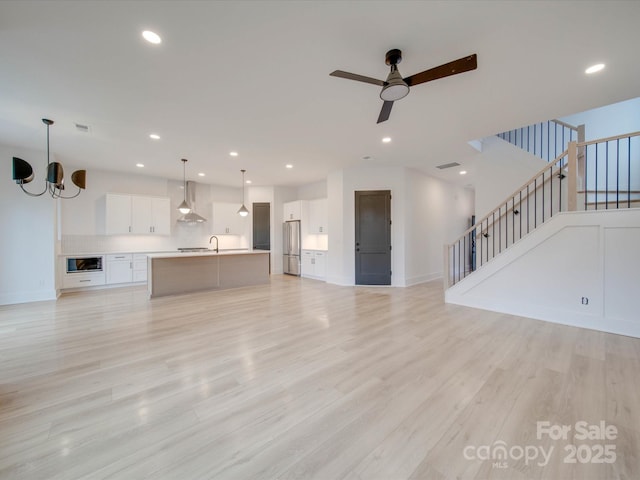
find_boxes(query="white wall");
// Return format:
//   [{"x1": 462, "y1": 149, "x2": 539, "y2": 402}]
[
  {"x1": 1, "y1": 145, "x2": 58, "y2": 304},
  {"x1": 297, "y1": 180, "x2": 327, "y2": 200},
  {"x1": 560, "y1": 97, "x2": 640, "y2": 141},
  {"x1": 446, "y1": 209, "x2": 640, "y2": 338},
  {"x1": 326, "y1": 164, "x2": 474, "y2": 287},
  {"x1": 404, "y1": 170, "x2": 475, "y2": 286},
  {"x1": 327, "y1": 170, "x2": 346, "y2": 285},
  {"x1": 474, "y1": 136, "x2": 548, "y2": 219}
]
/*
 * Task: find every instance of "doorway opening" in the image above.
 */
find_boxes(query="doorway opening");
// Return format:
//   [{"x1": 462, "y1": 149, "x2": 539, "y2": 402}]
[{"x1": 252, "y1": 202, "x2": 270, "y2": 251}]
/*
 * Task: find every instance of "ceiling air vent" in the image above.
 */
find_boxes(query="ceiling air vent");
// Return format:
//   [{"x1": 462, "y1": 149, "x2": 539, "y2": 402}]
[
  {"x1": 436, "y1": 162, "x2": 461, "y2": 170},
  {"x1": 75, "y1": 123, "x2": 90, "y2": 133}
]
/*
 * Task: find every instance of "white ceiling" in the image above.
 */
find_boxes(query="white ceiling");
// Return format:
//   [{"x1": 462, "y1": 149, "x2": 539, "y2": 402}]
[{"x1": 1, "y1": 1, "x2": 639, "y2": 188}]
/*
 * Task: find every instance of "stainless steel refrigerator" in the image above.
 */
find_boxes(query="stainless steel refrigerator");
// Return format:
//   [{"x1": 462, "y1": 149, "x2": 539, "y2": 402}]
[{"x1": 283, "y1": 220, "x2": 301, "y2": 276}]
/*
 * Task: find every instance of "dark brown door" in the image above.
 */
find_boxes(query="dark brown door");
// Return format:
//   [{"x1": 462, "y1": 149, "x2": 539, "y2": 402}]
[
  {"x1": 355, "y1": 190, "x2": 391, "y2": 285},
  {"x1": 252, "y1": 202, "x2": 270, "y2": 250}
]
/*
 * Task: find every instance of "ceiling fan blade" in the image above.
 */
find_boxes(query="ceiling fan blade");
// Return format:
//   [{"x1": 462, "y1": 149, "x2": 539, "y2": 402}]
[
  {"x1": 403, "y1": 54, "x2": 477, "y2": 87},
  {"x1": 330, "y1": 70, "x2": 386, "y2": 87},
  {"x1": 377, "y1": 101, "x2": 394, "y2": 124}
]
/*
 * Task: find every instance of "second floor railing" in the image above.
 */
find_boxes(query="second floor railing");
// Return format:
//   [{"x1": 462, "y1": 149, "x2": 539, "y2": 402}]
[
  {"x1": 445, "y1": 130, "x2": 640, "y2": 288},
  {"x1": 497, "y1": 119, "x2": 584, "y2": 163}
]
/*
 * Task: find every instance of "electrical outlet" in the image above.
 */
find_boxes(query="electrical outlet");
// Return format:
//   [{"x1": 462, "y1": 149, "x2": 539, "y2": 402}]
[{"x1": 581, "y1": 297, "x2": 589, "y2": 305}]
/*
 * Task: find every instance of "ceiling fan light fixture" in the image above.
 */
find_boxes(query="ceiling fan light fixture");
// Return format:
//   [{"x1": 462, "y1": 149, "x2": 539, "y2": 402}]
[{"x1": 380, "y1": 69, "x2": 409, "y2": 101}]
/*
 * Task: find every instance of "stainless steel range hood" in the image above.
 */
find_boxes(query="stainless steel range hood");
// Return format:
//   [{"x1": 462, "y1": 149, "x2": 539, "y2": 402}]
[{"x1": 177, "y1": 181, "x2": 207, "y2": 224}]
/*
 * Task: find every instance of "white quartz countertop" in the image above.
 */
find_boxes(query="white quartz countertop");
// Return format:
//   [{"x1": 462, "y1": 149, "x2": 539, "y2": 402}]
[{"x1": 147, "y1": 250, "x2": 270, "y2": 259}]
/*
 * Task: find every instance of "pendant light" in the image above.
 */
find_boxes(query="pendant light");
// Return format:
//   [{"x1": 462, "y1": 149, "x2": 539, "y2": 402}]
[
  {"x1": 237, "y1": 169, "x2": 249, "y2": 217},
  {"x1": 12, "y1": 118, "x2": 86, "y2": 198},
  {"x1": 178, "y1": 158, "x2": 191, "y2": 214}
]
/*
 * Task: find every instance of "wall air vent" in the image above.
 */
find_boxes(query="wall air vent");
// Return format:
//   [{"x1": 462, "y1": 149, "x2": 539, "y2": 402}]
[
  {"x1": 75, "y1": 123, "x2": 90, "y2": 133},
  {"x1": 436, "y1": 162, "x2": 461, "y2": 169}
]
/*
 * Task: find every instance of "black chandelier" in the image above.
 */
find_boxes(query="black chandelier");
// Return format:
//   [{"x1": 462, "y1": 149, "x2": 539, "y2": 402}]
[{"x1": 12, "y1": 118, "x2": 86, "y2": 198}]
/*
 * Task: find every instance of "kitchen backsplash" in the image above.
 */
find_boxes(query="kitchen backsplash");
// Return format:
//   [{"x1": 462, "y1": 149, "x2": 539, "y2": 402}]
[{"x1": 61, "y1": 229, "x2": 248, "y2": 254}]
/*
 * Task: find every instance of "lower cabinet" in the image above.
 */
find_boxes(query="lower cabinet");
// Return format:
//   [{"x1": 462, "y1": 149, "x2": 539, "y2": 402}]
[
  {"x1": 133, "y1": 254, "x2": 148, "y2": 282},
  {"x1": 107, "y1": 253, "x2": 148, "y2": 285},
  {"x1": 61, "y1": 252, "x2": 148, "y2": 289},
  {"x1": 301, "y1": 250, "x2": 327, "y2": 280},
  {"x1": 62, "y1": 271, "x2": 106, "y2": 289},
  {"x1": 106, "y1": 254, "x2": 133, "y2": 284}
]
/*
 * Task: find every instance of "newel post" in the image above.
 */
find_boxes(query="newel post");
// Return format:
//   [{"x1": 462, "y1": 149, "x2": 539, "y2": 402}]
[
  {"x1": 577, "y1": 124, "x2": 586, "y2": 190},
  {"x1": 443, "y1": 244, "x2": 451, "y2": 289},
  {"x1": 567, "y1": 140, "x2": 578, "y2": 211}
]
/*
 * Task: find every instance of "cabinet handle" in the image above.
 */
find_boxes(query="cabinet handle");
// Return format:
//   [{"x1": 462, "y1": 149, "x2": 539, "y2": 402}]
[
  {"x1": 130, "y1": 262, "x2": 133, "y2": 269},
  {"x1": 80, "y1": 279, "x2": 91, "y2": 283},
  {"x1": 128, "y1": 226, "x2": 132, "y2": 233}
]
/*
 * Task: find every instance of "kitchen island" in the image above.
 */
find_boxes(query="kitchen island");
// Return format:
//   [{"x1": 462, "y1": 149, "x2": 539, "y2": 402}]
[{"x1": 147, "y1": 250, "x2": 270, "y2": 298}]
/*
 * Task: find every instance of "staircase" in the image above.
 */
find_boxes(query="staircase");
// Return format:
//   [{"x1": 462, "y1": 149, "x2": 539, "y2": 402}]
[
  {"x1": 497, "y1": 119, "x2": 584, "y2": 163},
  {"x1": 445, "y1": 128, "x2": 640, "y2": 288}
]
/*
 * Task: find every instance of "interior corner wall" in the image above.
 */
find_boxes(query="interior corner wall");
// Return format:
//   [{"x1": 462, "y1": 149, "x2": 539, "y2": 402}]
[
  {"x1": 1, "y1": 145, "x2": 57, "y2": 305},
  {"x1": 474, "y1": 136, "x2": 548, "y2": 219},
  {"x1": 404, "y1": 169, "x2": 475, "y2": 286}
]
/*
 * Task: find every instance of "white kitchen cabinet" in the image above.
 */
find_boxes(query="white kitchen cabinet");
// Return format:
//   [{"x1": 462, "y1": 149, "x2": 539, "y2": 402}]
[
  {"x1": 62, "y1": 271, "x2": 106, "y2": 289},
  {"x1": 301, "y1": 249, "x2": 327, "y2": 280},
  {"x1": 105, "y1": 194, "x2": 170, "y2": 235},
  {"x1": 301, "y1": 250, "x2": 314, "y2": 276},
  {"x1": 308, "y1": 198, "x2": 328, "y2": 234},
  {"x1": 313, "y1": 251, "x2": 326, "y2": 278},
  {"x1": 132, "y1": 196, "x2": 171, "y2": 234},
  {"x1": 283, "y1": 201, "x2": 302, "y2": 222},
  {"x1": 105, "y1": 194, "x2": 132, "y2": 234},
  {"x1": 106, "y1": 254, "x2": 133, "y2": 284},
  {"x1": 212, "y1": 202, "x2": 246, "y2": 234},
  {"x1": 133, "y1": 254, "x2": 148, "y2": 282}
]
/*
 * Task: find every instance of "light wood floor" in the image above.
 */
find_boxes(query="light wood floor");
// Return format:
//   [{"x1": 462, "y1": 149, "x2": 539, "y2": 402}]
[{"x1": 0, "y1": 275, "x2": 638, "y2": 479}]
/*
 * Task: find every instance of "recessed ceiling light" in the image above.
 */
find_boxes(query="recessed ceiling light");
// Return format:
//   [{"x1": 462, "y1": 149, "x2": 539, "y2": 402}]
[
  {"x1": 136, "y1": 163, "x2": 144, "y2": 168},
  {"x1": 382, "y1": 137, "x2": 392, "y2": 143},
  {"x1": 459, "y1": 170, "x2": 467, "y2": 175},
  {"x1": 230, "y1": 151, "x2": 238, "y2": 157},
  {"x1": 286, "y1": 164, "x2": 293, "y2": 169},
  {"x1": 585, "y1": 63, "x2": 605, "y2": 74},
  {"x1": 198, "y1": 172, "x2": 205, "y2": 177},
  {"x1": 149, "y1": 133, "x2": 160, "y2": 140},
  {"x1": 142, "y1": 30, "x2": 162, "y2": 44},
  {"x1": 245, "y1": 180, "x2": 252, "y2": 184}
]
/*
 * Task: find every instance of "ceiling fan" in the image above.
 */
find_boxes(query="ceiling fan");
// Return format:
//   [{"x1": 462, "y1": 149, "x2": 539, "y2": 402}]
[{"x1": 330, "y1": 49, "x2": 477, "y2": 123}]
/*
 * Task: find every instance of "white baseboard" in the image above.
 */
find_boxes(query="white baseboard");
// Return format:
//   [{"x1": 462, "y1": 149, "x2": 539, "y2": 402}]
[{"x1": 0, "y1": 289, "x2": 57, "y2": 306}]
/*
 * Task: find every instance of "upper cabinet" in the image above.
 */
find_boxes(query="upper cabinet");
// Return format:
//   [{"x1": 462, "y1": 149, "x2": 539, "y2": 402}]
[
  {"x1": 211, "y1": 202, "x2": 246, "y2": 235},
  {"x1": 105, "y1": 194, "x2": 170, "y2": 235},
  {"x1": 308, "y1": 198, "x2": 328, "y2": 234},
  {"x1": 283, "y1": 201, "x2": 302, "y2": 222}
]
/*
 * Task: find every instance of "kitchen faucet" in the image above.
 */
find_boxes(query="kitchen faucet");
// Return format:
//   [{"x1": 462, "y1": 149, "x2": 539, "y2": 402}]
[{"x1": 209, "y1": 235, "x2": 219, "y2": 253}]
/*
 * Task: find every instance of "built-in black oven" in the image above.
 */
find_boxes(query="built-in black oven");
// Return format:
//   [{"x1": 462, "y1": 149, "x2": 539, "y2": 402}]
[{"x1": 66, "y1": 256, "x2": 103, "y2": 273}]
